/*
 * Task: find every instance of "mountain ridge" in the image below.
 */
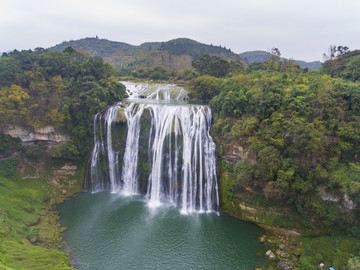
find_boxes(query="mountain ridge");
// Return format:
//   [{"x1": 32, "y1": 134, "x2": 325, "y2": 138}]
[
  {"x1": 49, "y1": 37, "x2": 321, "y2": 70},
  {"x1": 48, "y1": 37, "x2": 247, "y2": 71},
  {"x1": 239, "y1": 50, "x2": 322, "y2": 70}
]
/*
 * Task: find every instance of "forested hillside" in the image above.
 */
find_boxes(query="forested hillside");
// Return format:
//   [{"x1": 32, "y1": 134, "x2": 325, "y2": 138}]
[
  {"x1": 188, "y1": 52, "x2": 360, "y2": 269},
  {"x1": 0, "y1": 47, "x2": 126, "y2": 160},
  {"x1": 48, "y1": 37, "x2": 247, "y2": 71}
]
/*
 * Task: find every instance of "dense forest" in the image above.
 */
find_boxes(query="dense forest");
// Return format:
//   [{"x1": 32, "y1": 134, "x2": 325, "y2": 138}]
[
  {"x1": 0, "y1": 47, "x2": 126, "y2": 269},
  {"x1": 0, "y1": 47, "x2": 127, "y2": 160},
  {"x1": 1, "y1": 43, "x2": 360, "y2": 269},
  {"x1": 186, "y1": 50, "x2": 360, "y2": 269}
]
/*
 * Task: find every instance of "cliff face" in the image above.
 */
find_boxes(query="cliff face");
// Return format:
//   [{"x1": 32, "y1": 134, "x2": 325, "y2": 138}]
[
  {"x1": 3, "y1": 125, "x2": 69, "y2": 144},
  {"x1": 216, "y1": 135, "x2": 358, "y2": 232}
]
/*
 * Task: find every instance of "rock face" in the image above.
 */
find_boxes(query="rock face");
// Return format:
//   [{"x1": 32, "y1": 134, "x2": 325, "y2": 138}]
[
  {"x1": 50, "y1": 164, "x2": 78, "y2": 189},
  {"x1": 115, "y1": 108, "x2": 127, "y2": 123},
  {"x1": 343, "y1": 193, "x2": 357, "y2": 210},
  {"x1": 221, "y1": 154, "x2": 242, "y2": 163},
  {"x1": 320, "y1": 188, "x2": 357, "y2": 210},
  {"x1": 3, "y1": 125, "x2": 69, "y2": 144}
]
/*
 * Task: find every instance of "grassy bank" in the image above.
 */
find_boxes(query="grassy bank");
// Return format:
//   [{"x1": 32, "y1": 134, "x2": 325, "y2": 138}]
[{"x1": 0, "y1": 156, "x2": 83, "y2": 269}]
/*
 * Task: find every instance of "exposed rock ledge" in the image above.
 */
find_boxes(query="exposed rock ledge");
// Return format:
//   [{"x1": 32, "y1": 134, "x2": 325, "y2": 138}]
[
  {"x1": 320, "y1": 188, "x2": 357, "y2": 210},
  {"x1": 3, "y1": 125, "x2": 69, "y2": 144},
  {"x1": 221, "y1": 154, "x2": 242, "y2": 164}
]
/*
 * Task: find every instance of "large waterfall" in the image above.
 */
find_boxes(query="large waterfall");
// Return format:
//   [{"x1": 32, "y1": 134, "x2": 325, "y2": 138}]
[{"x1": 86, "y1": 82, "x2": 219, "y2": 213}]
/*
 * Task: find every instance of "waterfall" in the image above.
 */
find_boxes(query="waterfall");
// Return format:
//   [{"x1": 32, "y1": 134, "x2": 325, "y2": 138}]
[
  {"x1": 121, "y1": 103, "x2": 145, "y2": 195},
  {"x1": 87, "y1": 82, "x2": 218, "y2": 213},
  {"x1": 121, "y1": 81, "x2": 188, "y2": 100}
]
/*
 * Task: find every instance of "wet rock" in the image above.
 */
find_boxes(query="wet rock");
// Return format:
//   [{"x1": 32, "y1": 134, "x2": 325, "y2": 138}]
[{"x1": 115, "y1": 108, "x2": 127, "y2": 123}]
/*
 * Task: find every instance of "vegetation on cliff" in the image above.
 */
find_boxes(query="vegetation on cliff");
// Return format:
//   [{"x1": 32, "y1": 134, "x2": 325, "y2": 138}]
[
  {"x1": 187, "y1": 49, "x2": 360, "y2": 269},
  {"x1": 0, "y1": 47, "x2": 127, "y2": 269},
  {"x1": 0, "y1": 47, "x2": 127, "y2": 160}
]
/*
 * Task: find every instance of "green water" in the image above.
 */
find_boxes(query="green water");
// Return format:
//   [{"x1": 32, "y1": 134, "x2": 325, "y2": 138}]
[{"x1": 57, "y1": 192, "x2": 267, "y2": 270}]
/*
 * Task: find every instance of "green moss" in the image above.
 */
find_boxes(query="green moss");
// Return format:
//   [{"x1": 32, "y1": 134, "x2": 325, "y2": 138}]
[
  {"x1": 0, "y1": 171, "x2": 72, "y2": 269},
  {"x1": 114, "y1": 108, "x2": 127, "y2": 123},
  {"x1": 0, "y1": 239, "x2": 71, "y2": 270},
  {"x1": 138, "y1": 110, "x2": 151, "y2": 193},
  {"x1": 0, "y1": 154, "x2": 85, "y2": 269}
]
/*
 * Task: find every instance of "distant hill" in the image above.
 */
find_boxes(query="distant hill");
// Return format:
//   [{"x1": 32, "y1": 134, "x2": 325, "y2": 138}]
[
  {"x1": 49, "y1": 37, "x2": 247, "y2": 71},
  {"x1": 322, "y1": 49, "x2": 360, "y2": 81},
  {"x1": 239, "y1": 50, "x2": 322, "y2": 70}
]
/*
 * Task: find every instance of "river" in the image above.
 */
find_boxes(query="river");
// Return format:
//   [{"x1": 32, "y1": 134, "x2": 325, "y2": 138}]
[{"x1": 57, "y1": 192, "x2": 266, "y2": 270}]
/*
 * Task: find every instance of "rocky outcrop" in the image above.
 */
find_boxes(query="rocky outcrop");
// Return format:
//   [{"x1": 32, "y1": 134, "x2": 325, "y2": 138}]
[
  {"x1": 320, "y1": 188, "x2": 340, "y2": 202},
  {"x1": 320, "y1": 188, "x2": 357, "y2": 210},
  {"x1": 3, "y1": 125, "x2": 69, "y2": 144},
  {"x1": 221, "y1": 144, "x2": 247, "y2": 164},
  {"x1": 221, "y1": 154, "x2": 242, "y2": 163},
  {"x1": 266, "y1": 250, "x2": 276, "y2": 259},
  {"x1": 114, "y1": 108, "x2": 127, "y2": 123},
  {"x1": 343, "y1": 193, "x2": 357, "y2": 210},
  {"x1": 50, "y1": 164, "x2": 78, "y2": 190}
]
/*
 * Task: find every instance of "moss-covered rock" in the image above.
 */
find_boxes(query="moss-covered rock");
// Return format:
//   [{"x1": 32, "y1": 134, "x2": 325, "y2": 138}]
[
  {"x1": 114, "y1": 108, "x2": 127, "y2": 123},
  {"x1": 138, "y1": 108, "x2": 151, "y2": 193}
]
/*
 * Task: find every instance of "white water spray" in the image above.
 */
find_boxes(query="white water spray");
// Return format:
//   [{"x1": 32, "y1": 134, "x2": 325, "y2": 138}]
[{"x1": 87, "y1": 82, "x2": 219, "y2": 213}]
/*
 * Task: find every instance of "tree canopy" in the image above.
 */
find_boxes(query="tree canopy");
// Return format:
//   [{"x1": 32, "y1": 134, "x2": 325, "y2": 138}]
[{"x1": 0, "y1": 47, "x2": 127, "y2": 160}]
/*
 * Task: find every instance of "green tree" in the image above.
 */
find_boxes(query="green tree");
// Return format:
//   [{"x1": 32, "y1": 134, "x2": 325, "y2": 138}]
[{"x1": 189, "y1": 75, "x2": 221, "y2": 100}]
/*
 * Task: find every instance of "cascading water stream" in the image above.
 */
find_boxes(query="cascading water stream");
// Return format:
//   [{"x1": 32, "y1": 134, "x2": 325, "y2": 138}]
[
  {"x1": 106, "y1": 106, "x2": 120, "y2": 193},
  {"x1": 86, "y1": 82, "x2": 219, "y2": 213},
  {"x1": 121, "y1": 81, "x2": 188, "y2": 100},
  {"x1": 121, "y1": 103, "x2": 145, "y2": 195}
]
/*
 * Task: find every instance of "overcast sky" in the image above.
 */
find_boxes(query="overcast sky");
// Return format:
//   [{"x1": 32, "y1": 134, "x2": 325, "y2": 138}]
[{"x1": 1, "y1": 0, "x2": 359, "y2": 61}]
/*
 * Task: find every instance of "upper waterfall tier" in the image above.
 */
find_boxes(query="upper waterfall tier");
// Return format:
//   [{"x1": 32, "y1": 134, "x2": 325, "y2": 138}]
[
  {"x1": 121, "y1": 81, "x2": 188, "y2": 100},
  {"x1": 86, "y1": 82, "x2": 218, "y2": 213}
]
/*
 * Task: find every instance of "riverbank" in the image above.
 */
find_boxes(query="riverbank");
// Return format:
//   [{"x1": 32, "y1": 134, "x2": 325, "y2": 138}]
[
  {"x1": 0, "y1": 153, "x2": 83, "y2": 269},
  {"x1": 219, "y1": 162, "x2": 360, "y2": 270}
]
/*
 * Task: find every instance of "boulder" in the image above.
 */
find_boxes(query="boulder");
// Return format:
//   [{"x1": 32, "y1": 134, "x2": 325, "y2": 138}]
[
  {"x1": 266, "y1": 250, "x2": 276, "y2": 259},
  {"x1": 276, "y1": 249, "x2": 290, "y2": 258},
  {"x1": 277, "y1": 260, "x2": 294, "y2": 270}
]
